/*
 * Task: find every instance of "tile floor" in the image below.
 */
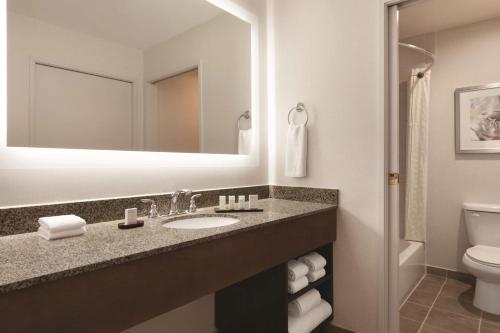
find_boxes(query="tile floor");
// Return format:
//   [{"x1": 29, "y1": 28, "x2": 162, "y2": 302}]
[{"x1": 400, "y1": 274, "x2": 500, "y2": 333}]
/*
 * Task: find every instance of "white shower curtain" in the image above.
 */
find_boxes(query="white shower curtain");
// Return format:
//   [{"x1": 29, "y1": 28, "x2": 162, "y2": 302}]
[{"x1": 404, "y1": 68, "x2": 431, "y2": 242}]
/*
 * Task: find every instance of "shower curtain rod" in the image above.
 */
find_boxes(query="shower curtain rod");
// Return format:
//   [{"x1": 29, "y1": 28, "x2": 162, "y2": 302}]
[{"x1": 399, "y1": 42, "x2": 435, "y2": 78}]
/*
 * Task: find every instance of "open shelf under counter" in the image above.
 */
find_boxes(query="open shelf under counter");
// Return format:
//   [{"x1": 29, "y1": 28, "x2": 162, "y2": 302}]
[{"x1": 216, "y1": 242, "x2": 335, "y2": 333}]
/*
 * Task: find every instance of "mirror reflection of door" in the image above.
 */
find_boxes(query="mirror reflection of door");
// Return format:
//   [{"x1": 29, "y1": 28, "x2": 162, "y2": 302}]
[
  {"x1": 7, "y1": 0, "x2": 251, "y2": 154},
  {"x1": 153, "y1": 69, "x2": 200, "y2": 153}
]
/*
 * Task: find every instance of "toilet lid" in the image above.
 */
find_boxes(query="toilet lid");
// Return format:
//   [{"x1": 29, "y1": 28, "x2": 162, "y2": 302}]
[{"x1": 466, "y1": 245, "x2": 500, "y2": 267}]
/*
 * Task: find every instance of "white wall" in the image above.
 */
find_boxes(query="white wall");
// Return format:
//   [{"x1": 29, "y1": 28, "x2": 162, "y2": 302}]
[
  {"x1": 143, "y1": 13, "x2": 251, "y2": 154},
  {"x1": 426, "y1": 18, "x2": 500, "y2": 272},
  {"x1": 7, "y1": 12, "x2": 144, "y2": 149},
  {"x1": 269, "y1": 0, "x2": 384, "y2": 331}
]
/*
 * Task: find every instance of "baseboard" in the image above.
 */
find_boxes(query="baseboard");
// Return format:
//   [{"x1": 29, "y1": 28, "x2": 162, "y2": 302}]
[
  {"x1": 426, "y1": 265, "x2": 475, "y2": 285},
  {"x1": 325, "y1": 323, "x2": 356, "y2": 333}
]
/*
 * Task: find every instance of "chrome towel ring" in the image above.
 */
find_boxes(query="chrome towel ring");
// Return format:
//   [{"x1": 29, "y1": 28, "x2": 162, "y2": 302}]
[
  {"x1": 238, "y1": 110, "x2": 251, "y2": 130},
  {"x1": 288, "y1": 102, "x2": 309, "y2": 126}
]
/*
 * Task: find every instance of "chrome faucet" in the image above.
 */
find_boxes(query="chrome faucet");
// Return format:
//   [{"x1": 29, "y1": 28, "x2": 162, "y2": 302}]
[
  {"x1": 189, "y1": 194, "x2": 202, "y2": 213},
  {"x1": 169, "y1": 189, "x2": 192, "y2": 215},
  {"x1": 140, "y1": 199, "x2": 159, "y2": 219}
]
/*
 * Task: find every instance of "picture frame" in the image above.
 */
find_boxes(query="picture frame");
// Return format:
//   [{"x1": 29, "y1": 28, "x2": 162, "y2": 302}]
[{"x1": 455, "y1": 82, "x2": 500, "y2": 153}]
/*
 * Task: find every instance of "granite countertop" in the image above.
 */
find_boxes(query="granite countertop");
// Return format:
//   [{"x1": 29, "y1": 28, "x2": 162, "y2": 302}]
[{"x1": 0, "y1": 199, "x2": 336, "y2": 294}]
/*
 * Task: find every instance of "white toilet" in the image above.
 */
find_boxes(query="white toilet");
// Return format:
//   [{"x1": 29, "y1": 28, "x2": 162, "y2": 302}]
[{"x1": 462, "y1": 203, "x2": 500, "y2": 315}]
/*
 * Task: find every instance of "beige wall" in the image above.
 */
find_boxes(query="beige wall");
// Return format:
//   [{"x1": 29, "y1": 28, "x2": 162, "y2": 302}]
[
  {"x1": 270, "y1": 0, "x2": 384, "y2": 331},
  {"x1": 144, "y1": 13, "x2": 251, "y2": 154},
  {"x1": 426, "y1": 18, "x2": 500, "y2": 272}
]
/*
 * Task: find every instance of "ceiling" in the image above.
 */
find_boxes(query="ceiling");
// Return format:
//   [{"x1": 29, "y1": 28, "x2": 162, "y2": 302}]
[
  {"x1": 8, "y1": 0, "x2": 224, "y2": 50},
  {"x1": 399, "y1": 0, "x2": 500, "y2": 38}
]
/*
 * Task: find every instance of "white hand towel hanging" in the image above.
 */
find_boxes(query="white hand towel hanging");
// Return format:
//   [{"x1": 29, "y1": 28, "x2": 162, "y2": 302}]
[
  {"x1": 285, "y1": 124, "x2": 307, "y2": 177},
  {"x1": 238, "y1": 128, "x2": 252, "y2": 155}
]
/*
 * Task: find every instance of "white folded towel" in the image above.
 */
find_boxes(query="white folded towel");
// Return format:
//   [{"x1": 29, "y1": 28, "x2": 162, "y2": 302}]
[
  {"x1": 288, "y1": 289, "x2": 321, "y2": 317},
  {"x1": 38, "y1": 226, "x2": 86, "y2": 240},
  {"x1": 288, "y1": 260, "x2": 309, "y2": 281},
  {"x1": 238, "y1": 128, "x2": 252, "y2": 155},
  {"x1": 288, "y1": 300, "x2": 332, "y2": 333},
  {"x1": 288, "y1": 276, "x2": 308, "y2": 294},
  {"x1": 285, "y1": 124, "x2": 307, "y2": 178},
  {"x1": 307, "y1": 268, "x2": 326, "y2": 283},
  {"x1": 299, "y1": 252, "x2": 327, "y2": 272},
  {"x1": 38, "y1": 215, "x2": 86, "y2": 233}
]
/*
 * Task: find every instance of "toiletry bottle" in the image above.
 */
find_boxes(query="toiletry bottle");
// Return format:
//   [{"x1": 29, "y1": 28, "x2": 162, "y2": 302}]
[
  {"x1": 219, "y1": 196, "x2": 227, "y2": 210},
  {"x1": 125, "y1": 208, "x2": 138, "y2": 225},
  {"x1": 238, "y1": 195, "x2": 246, "y2": 210},
  {"x1": 228, "y1": 196, "x2": 236, "y2": 210}
]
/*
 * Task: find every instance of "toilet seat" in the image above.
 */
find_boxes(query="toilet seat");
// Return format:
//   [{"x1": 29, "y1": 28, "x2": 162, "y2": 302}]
[{"x1": 466, "y1": 245, "x2": 500, "y2": 268}]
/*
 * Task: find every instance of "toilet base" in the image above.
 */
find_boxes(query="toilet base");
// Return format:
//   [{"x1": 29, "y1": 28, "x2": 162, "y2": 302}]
[{"x1": 474, "y1": 279, "x2": 500, "y2": 315}]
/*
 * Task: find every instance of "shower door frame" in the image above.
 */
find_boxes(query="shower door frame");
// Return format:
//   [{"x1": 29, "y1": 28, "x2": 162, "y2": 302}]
[
  {"x1": 379, "y1": 0, "x2": 423, "y2": 332},
  {"x1": 386, "y1": 3, "x2": 401, "y2": 333}
]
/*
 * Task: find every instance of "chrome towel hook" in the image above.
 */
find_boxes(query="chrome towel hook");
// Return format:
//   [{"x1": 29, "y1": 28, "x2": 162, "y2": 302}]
[{"x1": 288, "y1": 102, "x2": 309, "y2": 126}]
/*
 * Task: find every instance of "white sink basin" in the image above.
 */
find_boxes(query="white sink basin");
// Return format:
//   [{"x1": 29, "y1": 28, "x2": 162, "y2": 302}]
[{"x1": 162, "y1": 214, "x2": 240, "y2": 229}]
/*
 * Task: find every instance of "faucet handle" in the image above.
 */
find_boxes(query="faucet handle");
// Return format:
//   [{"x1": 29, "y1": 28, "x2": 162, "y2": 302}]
[
  {"x1": 189, "y1": 194, "x2": 202, "y2": 213},
  {"x1": 141, "y1": 199, "x2": 159, "y2": 219}
]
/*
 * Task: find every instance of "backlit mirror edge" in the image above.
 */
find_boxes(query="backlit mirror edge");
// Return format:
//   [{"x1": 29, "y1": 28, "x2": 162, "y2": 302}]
[{"x1": 0, "y1": 0, "x2": 261, "y2": 169}]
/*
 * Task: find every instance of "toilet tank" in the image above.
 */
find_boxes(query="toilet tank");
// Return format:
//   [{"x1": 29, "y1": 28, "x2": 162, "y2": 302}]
[{"x1": 463, "y1": 203, "x2": 500, "y2": 247}]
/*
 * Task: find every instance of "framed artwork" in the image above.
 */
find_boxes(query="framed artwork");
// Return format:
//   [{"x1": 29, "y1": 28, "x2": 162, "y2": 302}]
[{"x1": 455, "y1": 82, "x2": 500, "y2": 153}]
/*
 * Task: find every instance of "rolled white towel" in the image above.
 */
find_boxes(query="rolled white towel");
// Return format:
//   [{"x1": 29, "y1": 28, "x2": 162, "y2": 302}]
[
  {"x1": 288, "y1": 289, "x2": 321, "y2": 317},
  {"x1": 288, "y1": 300, "x2": 332, "y2": 333},
  {"x1": 298, "y1": 252, "x2": 327, "y2": 272},
  {"x1": 288, "y1": 276, "x2": 308, "y2": 294},
  {"x1": 38, "y1": 226, "x2": 86, "y2": 241},
  {"x1": 288, "y1": 260, "x2": 309, "y2": 281},
  {"x1": 307, "y1": 268, "x2": 326, "y2": 283},
  {"x1": 38, "y1": 215, "x2": 86, "y2": 233}
]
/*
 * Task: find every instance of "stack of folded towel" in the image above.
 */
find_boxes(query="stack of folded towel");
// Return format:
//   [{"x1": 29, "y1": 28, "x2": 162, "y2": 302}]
[
  {"x1": 299, "y1": 252, "x2": 327, "y2": 283},
  {"x1": 287, "y1": 259, "x2": 309, "y2": 294},
  {"x1": 288, "y1": 289, "x2": 333, "y2": 333},
  {"x1": 38, "y1": 215, "x2": 87, "y2": 240}
]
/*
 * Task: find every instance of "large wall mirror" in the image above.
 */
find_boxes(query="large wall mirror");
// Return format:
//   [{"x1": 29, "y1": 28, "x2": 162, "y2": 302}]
[{"x1": 7, "y1": 0, "x2": 254, "y2": 155}]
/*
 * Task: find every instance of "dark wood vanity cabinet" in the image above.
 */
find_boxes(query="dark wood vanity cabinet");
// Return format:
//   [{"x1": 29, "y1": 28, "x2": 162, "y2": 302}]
[{"x1": 0, "y1": 209, "x2": 336, "y2": 333}]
